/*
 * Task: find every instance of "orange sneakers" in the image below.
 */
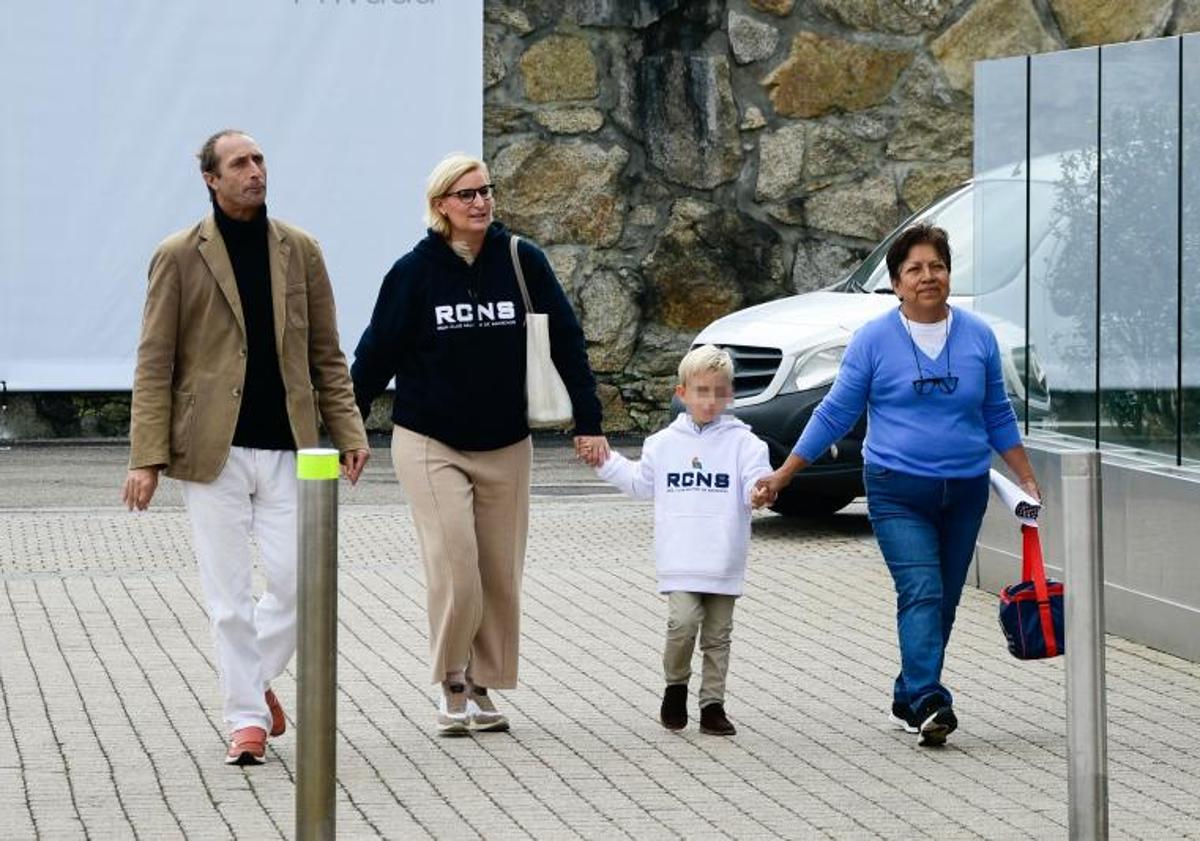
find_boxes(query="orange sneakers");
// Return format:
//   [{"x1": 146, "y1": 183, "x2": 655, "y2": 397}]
[
  {"x1": 225, "y1": 726, "x2": 267, "y2": 766},
  {"x1": 265, "y1": 688, "x2": 286, "y2": 737}
]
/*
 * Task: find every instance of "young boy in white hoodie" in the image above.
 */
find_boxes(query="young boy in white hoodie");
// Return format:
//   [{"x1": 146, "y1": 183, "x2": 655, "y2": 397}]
[{"x1": 594, "y1": 345, "x2": 773, "y2": 735}]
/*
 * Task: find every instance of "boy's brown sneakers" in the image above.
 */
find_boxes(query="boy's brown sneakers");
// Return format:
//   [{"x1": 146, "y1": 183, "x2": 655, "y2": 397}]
[
  {"x1": 660, "y1": 684, "x2": 688, "y2": 730},
  {"x1": 699, "y1": 703, "x2": 736, "y2": 736}
]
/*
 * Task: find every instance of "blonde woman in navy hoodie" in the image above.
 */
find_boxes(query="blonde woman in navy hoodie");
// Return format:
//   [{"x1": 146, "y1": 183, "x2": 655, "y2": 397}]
[
  {"x1": 352, "y1": 153, "x2": 609, "y2": 735},
  {"x1": 595, "y1": 345, "x2": 774, "y2": 736}
]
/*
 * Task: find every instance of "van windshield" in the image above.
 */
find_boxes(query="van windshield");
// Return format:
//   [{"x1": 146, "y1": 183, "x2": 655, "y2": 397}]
[{"x1": 846, "y1": 181, "x2": 1052, "y2": 296}]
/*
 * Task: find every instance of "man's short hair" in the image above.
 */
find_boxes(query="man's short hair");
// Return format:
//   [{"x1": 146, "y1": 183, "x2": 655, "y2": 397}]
[
  {"x1": 885, "y1": 223, "x2": 952, "y2": 280},
  {"x1": 678, "y1": 344, "x2": 734, "y2": 387},
  {"x1": 197, "y1": 129, "x2": 250, "y2": 175}
]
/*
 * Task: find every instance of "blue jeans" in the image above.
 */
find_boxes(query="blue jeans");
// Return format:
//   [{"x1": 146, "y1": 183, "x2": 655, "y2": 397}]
[{"x1": 864, "y1": 463, "x2": 990, "y2": 716}]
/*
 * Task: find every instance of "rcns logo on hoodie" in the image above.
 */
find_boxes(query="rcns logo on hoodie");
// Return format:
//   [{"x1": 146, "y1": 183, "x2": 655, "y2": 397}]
[
  {"x1": 667, "y1": 457, "x2": 730, "y2": 493},
  {"x1": 434, "y1": 300, "x2": 518, "y2": 331}
]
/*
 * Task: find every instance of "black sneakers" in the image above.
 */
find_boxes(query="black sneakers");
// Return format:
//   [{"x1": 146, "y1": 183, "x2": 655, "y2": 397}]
[
  {"x1": 915, "y1": 697, "x2": 958, "y2": 747},
  {"x1": 660, "y1": 684, "x2": 688, "y2": 730},
  {"x1": 699, "y1": 703, "x2": 737, "y2": 736},
  {"x1": 660, "y1": 687, "x2": 737, "y2": 735},
  {"x1": 888, "y1": 701, "x2": 919, "y2": 734}
]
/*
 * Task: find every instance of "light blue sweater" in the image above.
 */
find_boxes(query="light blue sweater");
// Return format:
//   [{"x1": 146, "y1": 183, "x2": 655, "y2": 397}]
[{"x1": 793, "y1": 307, "x2": 1022, "y2": 478}]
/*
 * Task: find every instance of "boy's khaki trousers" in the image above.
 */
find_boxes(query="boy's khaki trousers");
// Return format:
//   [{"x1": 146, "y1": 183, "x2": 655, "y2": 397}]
[
  {"x1": 391, "y1": 425, "x2": 531, "y2": 688},
  {"x1": 663, "y1": 591, "x2": 736, "y2": 707}
]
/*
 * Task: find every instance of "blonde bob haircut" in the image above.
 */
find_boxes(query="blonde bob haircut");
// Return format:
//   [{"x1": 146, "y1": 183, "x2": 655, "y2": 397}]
[
  {"x1": 677, "y1": 344, "x2": 734, "y2": 388},
  {"x1": 424, "y1": 152, "x2": 489, "y2": 239}
]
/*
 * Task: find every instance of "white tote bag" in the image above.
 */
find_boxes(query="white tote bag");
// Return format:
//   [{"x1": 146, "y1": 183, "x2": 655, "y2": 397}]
[{"x1": 510, "y1": 236, "x2": 574, "y2": 428}]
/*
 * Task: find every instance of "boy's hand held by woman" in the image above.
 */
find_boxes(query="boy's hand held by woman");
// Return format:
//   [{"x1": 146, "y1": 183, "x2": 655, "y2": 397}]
[{"x1": 574, "y1": 435, "x2": 610, "y2": 467}]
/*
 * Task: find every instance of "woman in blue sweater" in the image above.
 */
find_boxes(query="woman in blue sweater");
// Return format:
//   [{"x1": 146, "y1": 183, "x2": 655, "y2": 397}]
[{"x1": 757, "y1": 224, "x2": 1041, "y2": 747}]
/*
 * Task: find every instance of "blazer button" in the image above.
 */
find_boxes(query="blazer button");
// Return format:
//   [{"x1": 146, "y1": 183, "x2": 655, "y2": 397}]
[
  {"x1": 239, "y1": 348, "x2": 247, "y2": 357},
  {"x1": 232, "y1": 388, "x2": 241, "y2": 398}
]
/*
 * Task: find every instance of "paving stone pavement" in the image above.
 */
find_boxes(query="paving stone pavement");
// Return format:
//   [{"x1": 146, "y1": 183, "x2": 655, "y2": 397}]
[{"x1": 0, "y1": 443, "x2": 1198, "y2": 840}]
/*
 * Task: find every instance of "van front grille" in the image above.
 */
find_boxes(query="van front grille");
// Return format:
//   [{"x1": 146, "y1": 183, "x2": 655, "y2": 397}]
[{"x1": 707, "y1": 344, "x2": 783, "y2": 399}]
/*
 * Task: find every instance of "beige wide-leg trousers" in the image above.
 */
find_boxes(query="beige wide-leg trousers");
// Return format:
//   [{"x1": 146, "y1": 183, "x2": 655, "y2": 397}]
[{"x1": 391, "y1": 425, "x2": 531, "y2": 688}]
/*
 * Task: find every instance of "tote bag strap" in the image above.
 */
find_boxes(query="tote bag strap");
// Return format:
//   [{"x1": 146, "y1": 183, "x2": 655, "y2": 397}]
[
  {"x1": 1022, "y1": 524, "x2": 1059, "y2": 657},
  {"x1": 509, "y1": 235, "x2": 535, "y2": 316}
]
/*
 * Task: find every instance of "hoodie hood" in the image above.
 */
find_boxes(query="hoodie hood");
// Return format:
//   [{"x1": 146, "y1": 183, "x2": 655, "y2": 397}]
[
  {"x1": 667, "y1": 412, "x2": 753, "y2": 437},
  {"x1": 412, "y1": 221, "x2": 512, "y2": 271}
]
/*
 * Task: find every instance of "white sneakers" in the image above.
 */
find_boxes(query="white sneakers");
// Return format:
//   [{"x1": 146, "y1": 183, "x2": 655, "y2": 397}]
[
  {"x1": 466, "y1": 687, "x2": 510, "y2": 733},
  {"x1": 437, "y1": 682, "x2": 470, "y2": 736},
  {"x1": 437, "y1": 680, "x2": 510, "y2": 735}
]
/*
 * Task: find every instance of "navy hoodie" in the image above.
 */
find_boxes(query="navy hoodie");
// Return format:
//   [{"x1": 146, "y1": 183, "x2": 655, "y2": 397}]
[{"x1": 351, "y1": 222, "x2": 603, "y2": 451}]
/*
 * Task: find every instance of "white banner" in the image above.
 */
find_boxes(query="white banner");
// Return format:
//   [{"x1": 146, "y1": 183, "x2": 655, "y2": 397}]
[{"x1": 0, "y1": 0, "x2": 482, "y2": 390}]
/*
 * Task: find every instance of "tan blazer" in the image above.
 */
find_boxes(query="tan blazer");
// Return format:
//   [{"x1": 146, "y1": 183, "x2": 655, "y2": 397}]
[{"x1": 129, "y1": 214, "x2": 368, "y2": 482}]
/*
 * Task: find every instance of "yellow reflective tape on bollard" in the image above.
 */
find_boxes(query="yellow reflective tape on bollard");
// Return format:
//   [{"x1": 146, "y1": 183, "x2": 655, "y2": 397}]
[{"x1": 296, "y1": 448, "x2": 340, "y2": 481}]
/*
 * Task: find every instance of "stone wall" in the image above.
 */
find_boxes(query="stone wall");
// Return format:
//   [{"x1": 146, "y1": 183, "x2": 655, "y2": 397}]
[
  {"x1": 480, "y1": 0, "x2": 1200, "y2": 432},
  {"x1": 5, "y1": 0, "x2": 1198, "y2": 440}
]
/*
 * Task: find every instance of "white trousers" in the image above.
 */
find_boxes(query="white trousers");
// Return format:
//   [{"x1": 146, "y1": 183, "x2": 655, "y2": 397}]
[{"x1": 180, "y1": 447, "x2": 298, "y2": 733}]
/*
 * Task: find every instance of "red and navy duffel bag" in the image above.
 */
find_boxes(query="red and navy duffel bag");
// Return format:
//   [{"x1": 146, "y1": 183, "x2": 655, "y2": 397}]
[{"x1": 999, "y1": 524, "x2": 1065, "y2": 659}]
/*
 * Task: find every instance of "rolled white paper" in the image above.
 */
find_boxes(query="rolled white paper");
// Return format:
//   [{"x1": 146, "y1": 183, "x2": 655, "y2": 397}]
[{"x1": 989, "y1": 469, "x2": 1041, "y2": 526}]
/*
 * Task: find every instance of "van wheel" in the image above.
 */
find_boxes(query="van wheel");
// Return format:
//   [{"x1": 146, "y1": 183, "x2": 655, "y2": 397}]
[{"x1": 769, "y1": 490, "x2": 858, "y2": 518}]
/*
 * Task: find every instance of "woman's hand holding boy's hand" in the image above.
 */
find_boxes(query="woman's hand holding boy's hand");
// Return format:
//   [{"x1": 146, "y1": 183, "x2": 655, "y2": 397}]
[
  {"x1": 574, "y1": 435, "x2": 610, "y2": 468},
  {"x1": 754, "y1": 469, "x2": 793, "y2": 506},
  {"x1": 750, "y1": 483, "x2": 774, "y2": 509},
  {"x1": 752, "y1": 455, "x2": 807, "y2": 507}
]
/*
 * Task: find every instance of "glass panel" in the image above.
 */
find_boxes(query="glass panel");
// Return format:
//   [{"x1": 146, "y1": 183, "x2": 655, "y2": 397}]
[
  {"x1": 973, "y1": 56, "x2": 1029, "y2": 422},
  {"x1": 859, "y1": 184, "x2": 1047, "y2": 299},
  {"x1": 1099, "y1": 38, "x2": 1179, "y2": 457},
  {"x1": 1027, "y1": 47, "x2": 1099, "y2": 443},
  {"x1": 1183, "y1": 35, "x2": 1200, "y2": 462}
]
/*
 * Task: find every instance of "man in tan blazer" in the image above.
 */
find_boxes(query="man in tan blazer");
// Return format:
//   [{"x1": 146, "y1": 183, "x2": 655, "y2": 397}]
[{"x1": 122, "y1": 129, "x2": 369, "y2": 766}]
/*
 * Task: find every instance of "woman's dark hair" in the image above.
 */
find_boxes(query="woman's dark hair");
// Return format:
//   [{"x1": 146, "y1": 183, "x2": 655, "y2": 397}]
[{"x1": 885, "y1": 223, "x2": 952, "y2": 280}]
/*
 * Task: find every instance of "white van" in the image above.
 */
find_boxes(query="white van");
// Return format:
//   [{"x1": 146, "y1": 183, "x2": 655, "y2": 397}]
[{"x1": 684, "y1": 175, "x2": 1052, "y2": 516}]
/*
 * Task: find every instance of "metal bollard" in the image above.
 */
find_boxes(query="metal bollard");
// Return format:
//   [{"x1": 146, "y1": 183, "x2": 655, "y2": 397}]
[
  {"x1": 1061, "y1": 449, "x2": 1108, "y2": 840},
  {"x1": 296, "y1": 448, "x2": 339, "y2": 841}
]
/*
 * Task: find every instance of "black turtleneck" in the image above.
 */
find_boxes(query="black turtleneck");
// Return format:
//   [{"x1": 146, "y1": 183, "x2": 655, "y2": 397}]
[{"x1": 212, "y1": 198, "x2": 295, "y2": 451}]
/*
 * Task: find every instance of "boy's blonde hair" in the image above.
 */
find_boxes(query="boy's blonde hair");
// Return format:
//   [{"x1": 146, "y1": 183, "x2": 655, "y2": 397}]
[
  {"x1": 678, "y1": 344, "x2": 734, "y2": 387},
  {"x1": 424, "y1": 152, "x2": 489, "y2": 238}
]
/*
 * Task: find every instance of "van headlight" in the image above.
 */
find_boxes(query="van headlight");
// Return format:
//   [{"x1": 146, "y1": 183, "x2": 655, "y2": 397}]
[{"x1": 780, "y1": 345, "x2": 846, "y2": 394}]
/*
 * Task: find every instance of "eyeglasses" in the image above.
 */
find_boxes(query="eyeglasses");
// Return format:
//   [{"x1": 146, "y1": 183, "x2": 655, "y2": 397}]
[
  {"x1": 912, "y1": 375, "x2": 959, "y2": 395},
  {"x1": 443, "y1": 184, "x2": 496, "y2": 203},
  {"x1": 900, "y1": 306, "x2": 956, "y2": 396}
]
